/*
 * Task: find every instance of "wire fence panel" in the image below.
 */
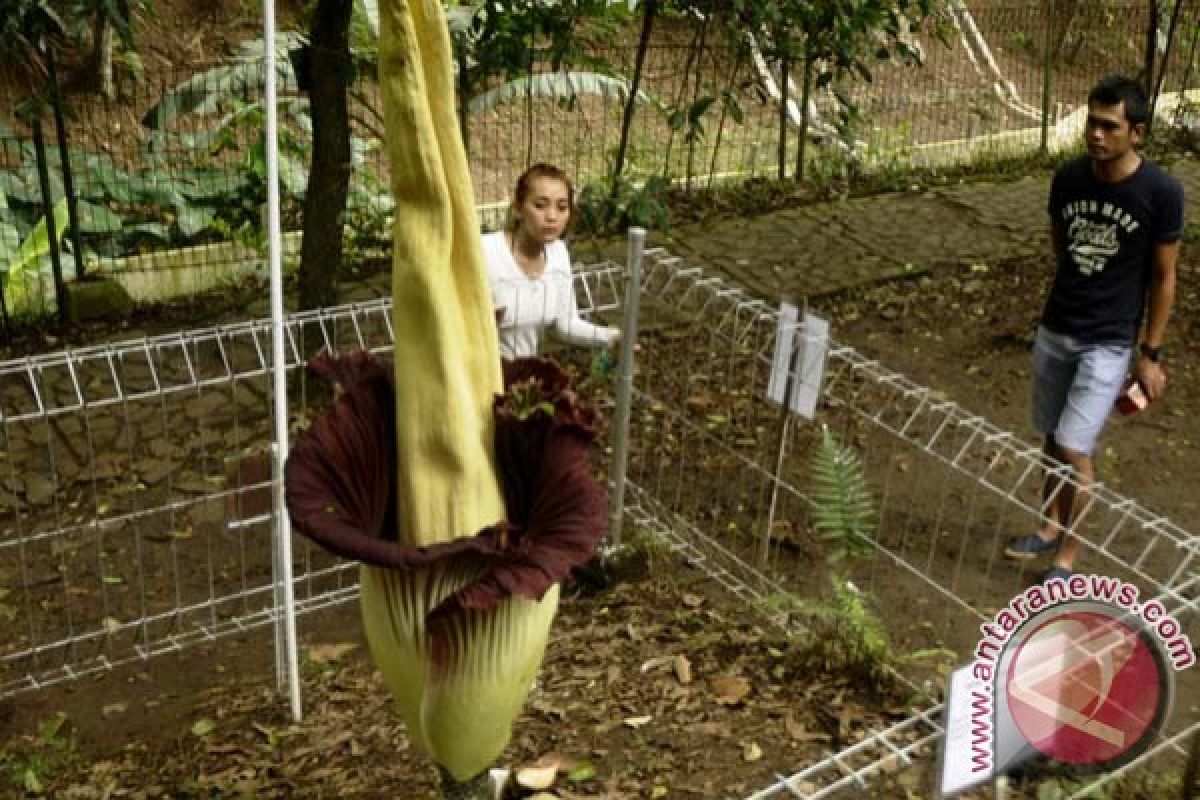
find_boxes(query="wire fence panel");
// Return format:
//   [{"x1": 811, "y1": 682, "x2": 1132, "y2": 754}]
[
  {"x1": 620, "y1": 248, "x2": 1200, "y2": 796},
  {"x1": 0, "y1": 261, "x2": 624, "y2": 699}
]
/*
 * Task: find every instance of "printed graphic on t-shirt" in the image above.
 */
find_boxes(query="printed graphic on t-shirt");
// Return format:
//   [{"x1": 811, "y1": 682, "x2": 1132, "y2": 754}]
[{"x1": 1060, "y1": 200, "x2": 1141, "y2": 277}]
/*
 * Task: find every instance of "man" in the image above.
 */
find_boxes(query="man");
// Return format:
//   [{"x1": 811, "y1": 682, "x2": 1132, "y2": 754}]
[{"x1": 1004, "y1": 75, "x2": 1182, "y2": 581}]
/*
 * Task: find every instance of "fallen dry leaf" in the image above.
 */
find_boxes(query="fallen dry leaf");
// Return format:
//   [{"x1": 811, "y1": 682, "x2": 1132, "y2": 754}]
[
  {"x1": 681, "y1": 592, "x2": 705, "y2": 608},
  {"x1": 673, "y1": 654, "x2": 692, "y2": 685},
  {"x1": 709, "y1": 674, "x2": 751, "y2": 706},
  {"x1": 516, "y1": 764, "x2": 558, "y2": 791},
  {"x1": 307, "y1": 643, "x2": 358, "y2": 664},
  {"x1": 742, "y1": 741, "x2": 763, "y2": 762},
  {"x1": 785, "y1": 714, "x2": 832, "y2": 743},
  {"x1": 639, "y1": 656, "x2": 673, "y2": 674}
]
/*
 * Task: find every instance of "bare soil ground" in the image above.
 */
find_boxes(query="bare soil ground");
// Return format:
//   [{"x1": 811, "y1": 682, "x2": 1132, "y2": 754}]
[{"x1": 2, "y1": 246, "x2": 1197, "y2": 798}]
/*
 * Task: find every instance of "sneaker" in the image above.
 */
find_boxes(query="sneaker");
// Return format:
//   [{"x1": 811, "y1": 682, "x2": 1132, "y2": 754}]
[
  {"x1": 1004, "y1": 533, "x2": 1059, "y2": 560},
  {"x1": 1038, "y1": 565, "x2": 1074, "y2": 585}
]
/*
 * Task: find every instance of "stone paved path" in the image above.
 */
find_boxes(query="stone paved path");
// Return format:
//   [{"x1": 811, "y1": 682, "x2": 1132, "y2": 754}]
[{"x1": 572, "y1": 155, "x2": 1200, "y2": 302}]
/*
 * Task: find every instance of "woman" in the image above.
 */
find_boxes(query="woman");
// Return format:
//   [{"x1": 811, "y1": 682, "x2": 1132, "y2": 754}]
[{"x1": 484, "y1": 164, "x2": 620, "y2": 360}]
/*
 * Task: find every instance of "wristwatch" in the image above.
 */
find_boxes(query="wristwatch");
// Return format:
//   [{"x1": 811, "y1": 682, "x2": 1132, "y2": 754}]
[{"x1": 1139, "y1": 343, "x2": 1162, "y2": 362}]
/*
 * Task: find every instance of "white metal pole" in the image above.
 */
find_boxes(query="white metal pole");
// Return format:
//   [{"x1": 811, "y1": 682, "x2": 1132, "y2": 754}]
[
  {"x1": 608, "y1": 227, "x2": 647, "y2": 547},
  {"x1": 262, "y1": 0, "x2": 303, "y2": 722}
]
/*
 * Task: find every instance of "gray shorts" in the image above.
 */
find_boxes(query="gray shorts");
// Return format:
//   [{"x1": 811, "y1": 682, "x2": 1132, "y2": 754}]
[{"x1": 1032, "y1": 326, "x2": 1132, "y2": 456}]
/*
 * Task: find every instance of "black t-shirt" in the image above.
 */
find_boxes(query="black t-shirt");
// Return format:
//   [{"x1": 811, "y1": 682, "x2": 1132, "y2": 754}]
[{"x1": 1042, "y1": 155, "x2": 1184, "y2": 343}]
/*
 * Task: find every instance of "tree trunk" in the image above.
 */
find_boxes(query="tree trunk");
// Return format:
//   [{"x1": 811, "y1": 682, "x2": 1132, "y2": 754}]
[
  {"x1": 663, "y1": 19, "x2": 705, "y2": 179},
  {"x1": 1143, "y1": 0, "x2": 1159, "y2": 97},
  {"x1": 683, "y1": 12, "x2": 711, "y2": 190},
  {"x1": 1150, "y1": 0, "x2": 1185, "y2": 131},
  {"x1": 777, "y1": 48, "x2": 790, "y2": 182},
  {"x1": 48, "y1": 49, "x2": 86, "y2": 280},
  {"x1": 298, "y1": 0, "x2": 354, "y2": 311},
  {"x1": 31, "y1": 118, "x2": 68, "y2": 325},
  {"x1": 524, "y1": 20, "x2": 536, "y2": 170},
  {"x1": 91, "y1": 12, "x2": 115, "y2": 100},
  {"x1": 707, "y1": 40, "x2": 745, "y2": 189},
  {"x1": 1049, "y1": 0, "x2": 1081, "y2": 64},
  {"x1": 610, "y1": 0, "x2": 658, "y2": 206},
  {"x1": 794, "y1": 54, "x2": 815, "y2": 182}
]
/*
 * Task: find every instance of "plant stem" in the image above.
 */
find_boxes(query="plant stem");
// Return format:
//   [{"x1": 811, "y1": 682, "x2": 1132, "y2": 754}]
[
  {"x1": 795, "y1": 53, "x2": 813, "y2": 182},
  {"x1": 684, "y1": 12, "x2": 711, "y2": 190},
  {"x1": 610, "y1": 0, "x2": 657, "y2": 209},
  {"x1": 777, "y1": 46, "x2": 790, "y2": 182},
  {"x1": 707, "y1": 35, "x2": 745, "y2": 190}
]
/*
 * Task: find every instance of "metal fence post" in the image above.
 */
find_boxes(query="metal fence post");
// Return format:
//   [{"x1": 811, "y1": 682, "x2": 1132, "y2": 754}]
[
  {"x1": 31, "y1": 117, "x2": 68, "y2": 324},
  {"x1": 1040, "y1": 0, "x2": 1055, "y2": 153},
  {"x1": 762, "y1": 318, "x2": 803, "y2": 566},
  {"x1": 263, "y1": 0, "x2": 303, "y2": 724},
  {"x1": 608, "y1": 226, "x2": 647, "y2": 548}
]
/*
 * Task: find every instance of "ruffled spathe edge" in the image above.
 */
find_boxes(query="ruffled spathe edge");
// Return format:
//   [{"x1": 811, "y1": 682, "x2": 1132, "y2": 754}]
[{"x1": 283, "y1": 349, "x2": 608, "y2": 624}]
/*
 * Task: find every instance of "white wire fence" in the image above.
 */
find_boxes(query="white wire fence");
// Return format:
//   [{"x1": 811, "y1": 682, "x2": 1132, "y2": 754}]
[
  {"x1": 2, "y1": 247, "x2": 1198, "y2": 796},
  {"x1": 622, "y1": 247, "x2": 1200, "y2": 797},
  {"x1": 0, "y1": 261, "x2": 625, "y2": 699}
]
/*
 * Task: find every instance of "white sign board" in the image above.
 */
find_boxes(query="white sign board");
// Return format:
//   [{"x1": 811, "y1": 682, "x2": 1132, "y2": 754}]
[
  {"x1": 938, "y1": 665, "x2": 994, "y2": 797},
  {"x1": 766, "y1": 302, "x2": 799, "y2": 407},
  {"x1": 766, "y1": 304, "x2": 829, "y2": 420}
]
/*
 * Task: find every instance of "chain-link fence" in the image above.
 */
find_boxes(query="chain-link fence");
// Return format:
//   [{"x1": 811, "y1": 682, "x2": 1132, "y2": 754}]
[{"x1": 3, "y1": 1, "x2": 1199, "y2": 328}]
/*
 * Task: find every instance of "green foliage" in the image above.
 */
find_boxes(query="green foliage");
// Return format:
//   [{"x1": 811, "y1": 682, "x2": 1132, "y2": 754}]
[
  {"x1": 201, "y1": 98, "x2": 311, "y2": 251},
  {"x1": 736, "y1": 0, "x2": 940, "y2": 160},
  {"x1": 0, "y1": 711, "x2": 78, "y2": 795},
  {"x1": 449, "y1": 0, "x2": 629, "y2": 155},
  {"x1": 666, "y1": 94, "x2": 716, "y2": 145},
  {"x1": 141, "y1": 32, "x2": 304, "y2": 130},
  {"x1": 452, "y1": 0, "x2": 626, "y2": 95},
  {"x1": 0, "y1": 21, "x2": 398, "y2": 291},
  {"x1": 809, "y1": 425, "x2": 876, "y2": 563},
  {"x1": 0, "y1": 0, "x2": 65, "y2": 71},
  {"x1": 766, "y1": 576, "x2": 953, "y2": 697},
  {"x1": 577, "y1": 175, "x2": 670, "y2": 233},
  {"x1": 68, "y1": 0, "x2": 154, "y2": 47},
  {"x1": 1030, "y1": 768, "x2": 1182, "y2": 800},
  {"x1": 0, "y1": 196, "x2": 69, "y2": 315},
  {"x1": 769, "y1": 576, "x2": 896, "y2": 694}
]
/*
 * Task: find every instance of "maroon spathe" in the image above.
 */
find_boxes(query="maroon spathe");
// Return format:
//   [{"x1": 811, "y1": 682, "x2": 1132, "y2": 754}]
[{"x1": 283, "y1": 349, "x2": 608, "y2": 626}]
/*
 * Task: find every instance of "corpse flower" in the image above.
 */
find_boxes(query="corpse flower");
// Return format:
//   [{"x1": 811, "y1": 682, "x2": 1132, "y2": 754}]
[
  {"x1": 283, "y1": 0, "x2": 609, "y2": 794},
  {"x1": 285, "y1": 353, "x2": 607, "y2": 617}
]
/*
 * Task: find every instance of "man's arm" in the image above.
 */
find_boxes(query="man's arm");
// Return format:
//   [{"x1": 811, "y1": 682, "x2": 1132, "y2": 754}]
[{"x1": 1136, "y1": 239, "x2": 1179, "y2": 400}]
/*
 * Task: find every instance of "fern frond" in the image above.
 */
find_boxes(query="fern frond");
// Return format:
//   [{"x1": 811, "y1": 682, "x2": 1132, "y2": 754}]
[{"x1": 808, "y1": 425, "x2": 876, "y2": 562}]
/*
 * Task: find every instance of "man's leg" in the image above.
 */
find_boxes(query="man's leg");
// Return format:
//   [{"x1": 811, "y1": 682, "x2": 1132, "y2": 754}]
[
  {"x1": 1005, "y1": 327, "x2": 1074, "y2": 561},
  {"x1": 1050, "y1": 444, "x2": 1095, "y2": 571},
  {"x1": 1036, "y1": 341, "x2": 1129, "y2": 574},
  {"x1": 1035, "y1": 435, "x2": 1069, "y2": 542}
]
